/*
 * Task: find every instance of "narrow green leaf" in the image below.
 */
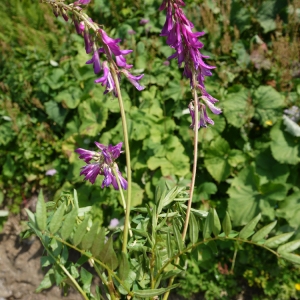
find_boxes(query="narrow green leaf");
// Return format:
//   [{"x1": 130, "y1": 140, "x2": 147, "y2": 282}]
[
  {"x1": 161, "y1": 269, "x2": 182, "y2": 280},
  {"x1": 239, "y1": 213, "x2": 261, "y2": 239},
  {"x1": 189, "y1": 212, "x2": 199, "y2": 244},
  {"x1": 131, "y1": 228, "x2": 149, "y2": 238},
  {"x1": 36, "y1": 189, "x2": 47, "y2": 231},
  {"x1": 73, "y1": 189, "x2": 79, "y2": 209},
  {"x1": 172, "y1": 221, "x2": 183, "y2": 252},
  {"x1": 134, "y1": 284, "x2": 179, "y2": 298},
  {"x1": 210, "y1": 208, "x2": 221, "y2": 237},
  {"x1": 81, "y1": 221, "x2": 100, "y2": 250},
  {"x1": 251, "y1": 221, "x2": 277, "y2": 242},
  {"x1": 278, "y1": 240, "x2": 300, "y2": 254},
  {"x1": 72, "y1": 216, "x2": 89, "y2": 246},
  {"x1": 49, "y1": 203, "x2": 65, "y2": 234},
  {"x1": 166, "y1": 232, "x2": 173, "y2": 258},
  {"x1": 60, "y1": 208, "x2": 78, "y2": 240},
  {"x1": 25, "y1": 208, "x2": 36, "y2": 226},
  {"x1": 119, "y1": 253, "x2": 130, "y2": 281},
  {"x1": 203, "y1": 212, "x2": 212, "y2": 239},
  {"x1": 280, "y1": 252, "x2": 300, "y2": 265},
  {"x1": 91, "y1": 228, "x2": 106, "y2": 258},
  {"x1": 222, "y1": 212, "x2": 232, "y2": 237},
  {"x1": 264, "y1": 232, "x2": 294, "y2": 248},
  {"x1": 99, "y1": 236, "x2": 119, "y2": 270}
]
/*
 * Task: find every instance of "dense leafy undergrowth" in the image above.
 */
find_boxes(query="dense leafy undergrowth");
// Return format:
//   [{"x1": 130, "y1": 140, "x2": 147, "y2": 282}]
[{"x1": 1, "y1": 0, "x2": 300, "y2": 298}]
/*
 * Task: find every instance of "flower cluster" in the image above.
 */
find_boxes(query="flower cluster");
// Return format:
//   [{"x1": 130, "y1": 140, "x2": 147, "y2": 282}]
[
  {"x1": 75, "y1": 142, "x2": 127, "y2": 190},
  {"x1": 51, "y1": 0, "x2": 144, "y2": 96},
  {"x1": 159, "y1": 0, "x2": 221, "y2": 128}
]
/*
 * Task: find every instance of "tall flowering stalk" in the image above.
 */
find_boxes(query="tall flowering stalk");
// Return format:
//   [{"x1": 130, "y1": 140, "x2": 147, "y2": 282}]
[
  {"x1": 159, "y1": 2, "x2": 221, "y2": 295},
  {"x1": 43, "y1": 0, "x2": 145, "y2": 253}
]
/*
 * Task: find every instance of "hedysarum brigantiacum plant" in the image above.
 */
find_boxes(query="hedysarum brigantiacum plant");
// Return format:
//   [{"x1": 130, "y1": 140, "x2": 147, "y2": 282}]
[
  {"x1": 42, "y1": 0, "x2": 144, "y2": 253},
  {"x1": 160, "y1": 0, "x2": 221, "y2": 267}
]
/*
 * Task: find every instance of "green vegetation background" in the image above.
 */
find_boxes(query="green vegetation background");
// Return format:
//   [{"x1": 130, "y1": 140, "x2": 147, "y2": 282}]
[{"x1": 0, "y1": 0, "x2": 300, "y2": 298}]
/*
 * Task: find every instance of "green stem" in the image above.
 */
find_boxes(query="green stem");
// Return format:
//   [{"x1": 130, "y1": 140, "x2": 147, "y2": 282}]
[
  {"x1": 163, "y1": 77, "x2": 199, "y2": 300},
  {"x1": 110, "y1": 66, "x2": 132, "y2": 254},
  {"x1": 181, "y1": 76, "x2": 199, "y2": 241},
  {"x1": 42, "y1": 243, "x2": 89, "y2": 300},
  {"x1": 112, "y1": 165, "x2": 132, "y2": 237}
]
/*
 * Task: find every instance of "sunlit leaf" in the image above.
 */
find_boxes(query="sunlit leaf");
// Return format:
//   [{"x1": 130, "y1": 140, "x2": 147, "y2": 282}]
[
  {"x1": 277, "y1": 240, "x2": 300, "y2": 254},
  {"x1": 264, "y1": 232, "x2": 294, "y2": 248},
  {"x1": 36, "y1": 190, "x2": 47, "y2": 231},
  {"x1": 210, "y1": 208, "x2": 221, "y2": 237},
  {"x1": 49, "y1": 203, "x2": 65, "y2": 234},
  {"x1": 81, "y1": 221, "x2": 100, "y2": 250},
  {"x1": 60, "y1": 208, "x2": 78, "y2": 240},
  {"x1": 251, "y1": 221, "x2": 277, "y2": 242},
  {"x1": 239, "y1": 213, "x2": 261, "y2": 240},
  {"x1": 189, "y1": 212, "x2": 199, "y2": 244},
  {"x1": 99, "y1": 236, "x2": 118, "y2": 270}
]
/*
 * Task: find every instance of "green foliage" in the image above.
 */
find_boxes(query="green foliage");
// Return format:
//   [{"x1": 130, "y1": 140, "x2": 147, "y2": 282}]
[
  {"x1": 27, "y1": 189, "x2": 300, "y2": 299},
  {"x1": 1, "y1": 0, "x2": 300, "y2": 298}
]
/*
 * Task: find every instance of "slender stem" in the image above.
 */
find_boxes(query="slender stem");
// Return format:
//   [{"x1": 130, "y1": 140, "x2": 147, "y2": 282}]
[
  {"x1": 112, "y1": 165, "x2": 132, "y2": 237},
  {"x1": 109, "y1": 66, "x2": 132, "y2": 254},
  {"x1": 182, "y1": 75, "x2": 199, "y2": 241},
  {"x1": 41, "y1": 243, "x2": 89, "y2": 300}
]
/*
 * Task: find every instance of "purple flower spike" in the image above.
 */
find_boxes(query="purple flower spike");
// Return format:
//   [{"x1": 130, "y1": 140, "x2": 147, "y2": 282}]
[
  {"x1": 160, "y1": 0, "x2": 221, "y2": 127},
  {"x1": 76, "y1": 142, "x2": 127, "y2": 190},
  {"x1": 189, "y1": 101, "x2": 214, "y2": 130}
]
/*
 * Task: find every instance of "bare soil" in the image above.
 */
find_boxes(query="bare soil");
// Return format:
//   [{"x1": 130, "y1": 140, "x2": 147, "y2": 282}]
[{"x1": 0, "y1": 209, "x2": 82, "y2": 300}]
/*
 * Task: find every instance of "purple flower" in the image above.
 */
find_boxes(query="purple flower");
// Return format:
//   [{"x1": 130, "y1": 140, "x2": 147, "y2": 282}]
[
  {"x1": 86, "y1": 45, "x2": 102, "y2": 74},
  {"x1": 76, "y1": 142, "x2": 127, "y2": 190},
  {"x1": 84, "y1": 26, "x2": 93, "y2": 54},
  {"x1": 189, "y1": 101, "x2": 214, "y2": 129},
  {"x1": 73, "y1": 0, "x2": 91, "y2": 5},
  {"x1": 45, "y1": 169, "x2": 57, "y2": 176},
  {"x1": 140, "y1": 18, "x2": 149, "y2": 25},
  {"x1": 160, "y1": 0, "x2": 221, "y2": 127},
  {"x1": 109, "y1": 218, "x2": 120, "y2": 229},
  {"x1": 121, "y1": 70, "x2": 145, "y2": 91},
  {"x1": 95, "y1": 61, "x2": 118, "y2": 96}
]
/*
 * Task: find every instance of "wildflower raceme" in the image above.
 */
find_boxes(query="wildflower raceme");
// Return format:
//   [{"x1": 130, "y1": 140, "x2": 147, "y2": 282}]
[
  {"x1": 76, "y1": 142, "x2": 127, "y2": 190},
  {"x1": 160, "y1": 0, "x2": 221, "y2": 129},
  {"x1": 47, "y1": 0, "x2": 145, "y2": 96}
]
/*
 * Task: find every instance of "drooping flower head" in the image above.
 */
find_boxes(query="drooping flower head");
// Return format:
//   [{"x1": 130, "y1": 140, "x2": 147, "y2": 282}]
[
  {"x1": 75, "y1": 142, "x2": 127, "y2": 190},
  {"x1": 160, "y1": 0, "x2": 221, "y2": 129},
  {"x1": 50, "y1": 1, "x2": 145, "y2": 96}
]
